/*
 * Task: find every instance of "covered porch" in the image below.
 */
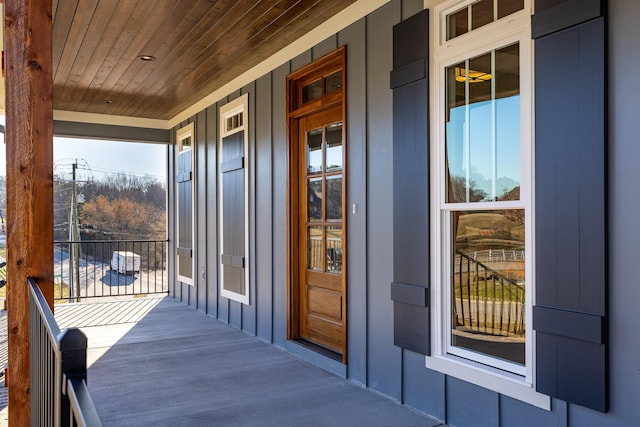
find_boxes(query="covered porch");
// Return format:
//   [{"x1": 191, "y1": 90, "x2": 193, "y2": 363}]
[{"x1": 54, "y1": 297, "x2": 441, "y2": 426}]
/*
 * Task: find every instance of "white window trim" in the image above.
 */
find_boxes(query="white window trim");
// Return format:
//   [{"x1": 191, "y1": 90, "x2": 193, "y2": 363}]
[
  {"x1": 176, "y1": 122, "x2": 195, "y2": 286},
  {"x1": 426, "y1": 0, "x2": 550, "y2": 410},
  {"x1": 219, "y1": 94, "x2": 250, "y2": 305}
]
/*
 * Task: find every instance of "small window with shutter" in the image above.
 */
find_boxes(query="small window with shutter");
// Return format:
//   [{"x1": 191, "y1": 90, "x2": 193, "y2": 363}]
[{"x1": 219, "y1": 94, "x2": 250, "y2": 304}]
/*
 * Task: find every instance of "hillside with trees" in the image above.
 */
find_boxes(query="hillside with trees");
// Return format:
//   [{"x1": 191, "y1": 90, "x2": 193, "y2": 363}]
[{"x1": 54, "y1": 172, "x2": 166, "y2": 242}]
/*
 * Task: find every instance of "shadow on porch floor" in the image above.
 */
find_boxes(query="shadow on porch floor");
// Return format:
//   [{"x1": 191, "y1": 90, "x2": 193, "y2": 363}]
[{"x1": 55, "y1": 297, "x2": 445, "y2": 427}]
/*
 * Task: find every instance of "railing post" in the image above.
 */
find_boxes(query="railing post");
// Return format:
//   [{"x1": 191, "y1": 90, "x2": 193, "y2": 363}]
[{"x1": 57, "y1": 328, "x2": 88, "y2": 426}]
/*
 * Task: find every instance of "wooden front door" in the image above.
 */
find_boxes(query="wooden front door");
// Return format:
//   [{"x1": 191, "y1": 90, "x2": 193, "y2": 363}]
[
  {"x1": 287, "y1": 47, "x2": 346, "y2": 361},
  {"x1": 296, "y1": 106, "x2": 346, "y2": 356}
]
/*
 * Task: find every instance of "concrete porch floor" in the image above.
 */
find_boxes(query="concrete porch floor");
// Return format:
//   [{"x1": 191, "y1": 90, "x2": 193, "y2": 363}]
[{"x1": 55, "y1": 297, "x2": 444, "y2": 427}]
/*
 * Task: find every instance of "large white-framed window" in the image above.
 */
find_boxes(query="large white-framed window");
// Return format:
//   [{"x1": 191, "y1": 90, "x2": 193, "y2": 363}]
[
  {"x1": 176, "y1": 122, "x2": 195, "y2": 286},
  {"x1": 219, "y1": 94, "x2": 250, "y2": 304},
  {"x1": 427, "y1": 0, "x2": 549, "y2": 409}
]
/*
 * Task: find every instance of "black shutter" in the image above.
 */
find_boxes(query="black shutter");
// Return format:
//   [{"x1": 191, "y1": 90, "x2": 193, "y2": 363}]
[
  {"x1": 390, "y1": 9, "x2": 430, "y2": 355},
  {"x1": 220, "y1": 131, "x2": 246, "y2": 296},
  {"x1": 177, "y1": 148, "x2": 193, "y2": 282},
  {"x1": 533, "y1": 0, "x2": 607, "y2": 412}
]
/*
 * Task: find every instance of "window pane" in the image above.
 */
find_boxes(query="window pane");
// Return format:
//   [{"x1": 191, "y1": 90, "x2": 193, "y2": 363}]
[
  {"x1": 325, "y1": 71, "x2": 342, "y2": 95},
  {"x1": 472, "y1": 0, "x2": 493, "y2": 31},
  {"x1": 181, "y1": 136, "x2": 191, "y2": 151},
  {"x1": 308, "y1": 178, "x2": 322, "y2": 221},
  {"x1": 326, "y1": 175, "x2": 342, "y2": 220},
  {"x1": 447, "y1": 0, "x2": 524, "y2": 42},
  {"x1": 325, "y1": 122, "x2": 343, "y2": 172},
  {"x1": 447, "y1": 7, "x2": 468, "y2": 40},
  {"x1": 326, "y1": 226, "x2": 342, "y2": 274},
  {"x1": 445, "y1": 62, "x2": 467, "y2": 202},
  {"x1": 445, "y1": 44, "x2": 520, "y2": 203},
  {"x1": 495, "y1": 44, "x2": 520, "y2": 200},
  {"x1": 307, "y1": 128, "x2": 323, "y2": 174},
  {"x1": 450, "y1": 210, "x2": 525, "y2": 365},
  {"x1": 467, "y1": 52, "x2": 492, "y2": 201},
  {"x1": 302, "y1": 80, "x2": 322, "y2": 103},
  {"x1": 308, "y1": 226, "x2": 323, "y2": 271},
  {"x1": 498, "y1": 0, "x2": 524, "y2": 19}
]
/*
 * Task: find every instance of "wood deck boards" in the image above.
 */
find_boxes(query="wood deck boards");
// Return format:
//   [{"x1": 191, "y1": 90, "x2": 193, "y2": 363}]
[{"x1": 55, "y1": 297, "x2": 441, "y2": 426}]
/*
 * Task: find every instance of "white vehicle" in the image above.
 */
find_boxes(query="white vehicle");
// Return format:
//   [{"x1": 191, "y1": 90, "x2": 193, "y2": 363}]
[{"x1": 110, "y1": 251, "x2": 141, "y2": 275}]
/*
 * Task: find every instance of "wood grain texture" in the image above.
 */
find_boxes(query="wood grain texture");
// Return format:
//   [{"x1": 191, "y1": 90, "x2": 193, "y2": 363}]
[
  {"x1": 5, "y1": 0, "x2": 54, "y2": 425},
  {"x1": 51, "y1": 0, "x2": 357, "y2": 120}
]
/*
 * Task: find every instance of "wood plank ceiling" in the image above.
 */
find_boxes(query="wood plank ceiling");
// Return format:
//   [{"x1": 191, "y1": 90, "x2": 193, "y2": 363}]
[{"x1": 52, "y1": 0, "x2": 357, "y2": 121}]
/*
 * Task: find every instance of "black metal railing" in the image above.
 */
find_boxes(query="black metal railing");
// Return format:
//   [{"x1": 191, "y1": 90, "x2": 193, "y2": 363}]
[
  {"x1": 54, "y1": 240, "x2": 168, "y2": 301},
  {"x1": 29, "y1": 277, "x2": 103, "y2": 426},
  {"x1": 454, "y1": 250, "x2": 525, "y2": 337}
]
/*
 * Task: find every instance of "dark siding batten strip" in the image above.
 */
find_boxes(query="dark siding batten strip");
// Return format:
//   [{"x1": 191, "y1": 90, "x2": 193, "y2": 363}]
[
  {"x1": 255, "y1": 73, "x2": 273, "y2": 342},
  {"x1": 205, "y1": 104, "x2": 219, "y2": 317},
  {"x1": 339, "y1": 17, "x2": 368, "y2": 385},
  {"x1": 367, "y1": 0, "x2": 402, "y2": 400}
]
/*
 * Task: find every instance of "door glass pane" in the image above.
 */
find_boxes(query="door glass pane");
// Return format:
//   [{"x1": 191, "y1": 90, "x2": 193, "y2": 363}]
[
  {"x1": 472, "y1": 0, "x2": 493, "y2": 31},
  {"x1": 447, "y1": 7, "x2": 468, "y2": 40},
  {"x1": 308, "y1": 178, "x2": 323, "y2": 221},
  {"x1": 325, "y1": 122, "x2": 343, "y2": 172},
  {"x1": 445, "y1": 44, "x2": 520, "y2": 203},
  {"x1": 450, "y1": 209, "x2": 525, "y2": 365},
  {"x1": 302, "y1": 80, "x2": 323, "y2": 103},
  {"x1": 307, "y1": 128, "x2": 323, "y2": 174},
  {"x1": 326, "y1": 226, "x2": 342, "y2": 274},
  {"x1": 325, "y1": 71, "x2": 342, "y2": 95},
  {"x1": 308, "y1": 226, "x2": 323, "y2": 271},
  {"x1": 326, "y1": 175, "x2": 342, "y2": 221}
]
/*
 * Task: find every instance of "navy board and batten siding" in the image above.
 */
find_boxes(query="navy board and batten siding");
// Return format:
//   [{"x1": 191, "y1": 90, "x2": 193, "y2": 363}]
[
  {"x1": 167, "y1": 0, "x2": 439, "y2": 410},
  {"x1": 163, "y1": 0, "x2": 640, "y2": 425}
]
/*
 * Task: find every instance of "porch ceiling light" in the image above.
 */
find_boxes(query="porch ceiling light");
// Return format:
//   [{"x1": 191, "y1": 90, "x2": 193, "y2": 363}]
[
  {"x1": 455, "y1": 67, "x2": 492, "y2": 83},
  {"x1": 137, "y1": 54, "x2": 157, "y2": 62}
]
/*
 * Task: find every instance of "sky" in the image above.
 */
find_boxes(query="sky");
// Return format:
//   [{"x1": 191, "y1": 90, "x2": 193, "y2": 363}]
[{"x1": 0, "y1": 131, "x2": 167, "y2": 183}]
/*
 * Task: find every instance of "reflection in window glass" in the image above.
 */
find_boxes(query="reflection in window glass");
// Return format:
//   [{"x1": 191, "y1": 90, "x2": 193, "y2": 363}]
[
  {"x1": 226, "y1": 113, "x2": 243, "y2": 132},
  {"x1": 325, "y1": 71, "x2": 342, "y2": 95},
  {"x1": 498, "y1": 0, "x2": 524, "y2": 19},
  {"x1": 308, "y1": 178, "x2": 322, "y2": 221},
  {"x1": 472, "y1": 0, "x2": 493, "y2": 31},
  {"x1": 308, "y1": 226, "x2": 323, "y2": 271},
  {"x1": 447, "y1": 7, "x2": 468, "y2": 40},
  {"x1": 450, "y1": 209, "x2": 525, "y2": 365},
  {"x1": 446, "y1": 0, "x2": 524, "y2": 41},
  {"x1": 307, "y1": 128, "x2": 323, "y2": 174},
  {"x1": 181, "y1": 136, "x2": 191, "y2": 151},
  {"x1": 302, "y1": 80, "x2": 323, "y2": 103},
  {"x1": 445, "y1": 44, "x2": 520, "y2": 203},
  {"x1": 326, "y1": 175, "x2": 342, "y2": 220},
  {"x1": 325, "y1": 122, "x2": 343, "y2": 172},
  {"x1": 326, "y1": 226, "x2": 342, "y2": 274}
]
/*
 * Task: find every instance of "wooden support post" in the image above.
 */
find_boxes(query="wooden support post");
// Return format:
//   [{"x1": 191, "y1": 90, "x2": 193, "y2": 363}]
[{"x1": 4, "y1": 0, "x2": 54, "y2": 425}]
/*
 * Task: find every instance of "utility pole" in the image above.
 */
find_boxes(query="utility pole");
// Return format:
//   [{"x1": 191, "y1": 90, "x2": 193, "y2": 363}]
[{"x1": 69, "y1": 160, "x2": 81, "y2": 302}]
